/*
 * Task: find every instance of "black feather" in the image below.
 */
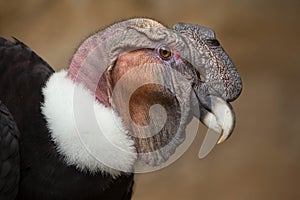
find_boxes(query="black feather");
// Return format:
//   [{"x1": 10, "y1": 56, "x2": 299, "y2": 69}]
[{"x1": 0, "y1": 101, "x2": 20, "y2": 200}]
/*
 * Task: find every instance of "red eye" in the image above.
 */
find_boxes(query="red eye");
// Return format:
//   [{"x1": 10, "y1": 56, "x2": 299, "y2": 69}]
[{"x1": 158, "y1": 46, "x2": 172, "y2": 60}]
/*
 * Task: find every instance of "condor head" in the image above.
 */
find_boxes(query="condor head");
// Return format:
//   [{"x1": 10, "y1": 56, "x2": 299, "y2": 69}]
[{"x1": 48, "y1": 18, "x2": 242, "y2": 173}]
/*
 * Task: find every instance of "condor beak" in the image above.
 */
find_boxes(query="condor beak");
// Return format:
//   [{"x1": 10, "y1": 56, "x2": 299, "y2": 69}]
[
  {"x1": 172, "y1": 22, "x2": 241, "y2": 158},
  {"x1": 193, "y1": 94, "x2": 235, "y2": 158}
]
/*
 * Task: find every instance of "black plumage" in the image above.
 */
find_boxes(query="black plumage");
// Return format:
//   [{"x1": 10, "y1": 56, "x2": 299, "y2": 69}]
[
  {"x1": 0, "y1": 37, "x2": 134, "y2": 200},
  {"x1": 0, "y1": 101, "x2": 20, "y2": 200}
]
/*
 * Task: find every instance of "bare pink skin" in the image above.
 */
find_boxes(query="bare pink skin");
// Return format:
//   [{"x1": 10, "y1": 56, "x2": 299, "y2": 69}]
[{"x1": 67, "y1": 35, "x2": 111, "y2": 107}]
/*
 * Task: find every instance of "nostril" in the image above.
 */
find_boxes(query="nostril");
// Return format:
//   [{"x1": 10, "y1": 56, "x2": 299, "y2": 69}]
[{"x1": 206, "y1": 39, "x2": 220, "y2": 46}]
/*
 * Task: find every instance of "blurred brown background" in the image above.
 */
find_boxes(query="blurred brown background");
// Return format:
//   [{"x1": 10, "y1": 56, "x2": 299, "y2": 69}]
[{"x1": 1, "y1": 0, "x2": 299, "y2": 199}]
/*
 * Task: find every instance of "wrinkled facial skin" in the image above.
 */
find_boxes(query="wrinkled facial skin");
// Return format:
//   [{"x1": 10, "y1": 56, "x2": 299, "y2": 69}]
[
  {"x1": 109, "y1": 49, "x2": 197, "y2": 166},
  {"x1": 173, "y1": 23, "x2": 242, "y2": 102}
]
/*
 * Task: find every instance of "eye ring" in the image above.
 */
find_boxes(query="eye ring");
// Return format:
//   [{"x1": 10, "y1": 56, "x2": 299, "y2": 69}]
[{"x1": 158, "y1": 46, "x2": 172, "y2": 60}]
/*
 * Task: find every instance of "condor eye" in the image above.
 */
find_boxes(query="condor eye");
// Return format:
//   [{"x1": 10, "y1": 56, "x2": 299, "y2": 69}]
[{"x1": 158, "y1": 46, "x2": 172, "y2": 60}]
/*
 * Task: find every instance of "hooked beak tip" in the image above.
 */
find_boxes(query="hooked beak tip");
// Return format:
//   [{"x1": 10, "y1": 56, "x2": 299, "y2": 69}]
[{"x1": 194, "y1": 94, "x2": 236, "y2": 158}]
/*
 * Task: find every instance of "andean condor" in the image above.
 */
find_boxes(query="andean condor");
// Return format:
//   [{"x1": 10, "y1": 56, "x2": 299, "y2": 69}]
[{"x1": 0, "y1": 18, "x2": 242, "y2": 200}]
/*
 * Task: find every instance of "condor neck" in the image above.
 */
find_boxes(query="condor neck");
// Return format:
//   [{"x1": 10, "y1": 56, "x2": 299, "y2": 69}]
[{"x1": 67, "y1": 63, "x2": 111, "y2": 108}]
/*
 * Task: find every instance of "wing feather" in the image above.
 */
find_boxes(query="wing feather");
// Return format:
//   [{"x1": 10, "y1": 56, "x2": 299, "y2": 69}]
[{"x1": 0, "y1": 101, "x2": 20, "y2": 200}]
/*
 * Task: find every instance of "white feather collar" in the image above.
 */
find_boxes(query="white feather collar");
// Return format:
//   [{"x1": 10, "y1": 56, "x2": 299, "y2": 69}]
[{"x1": 41, "y1": 70, "x2": 136, "y2": 177}]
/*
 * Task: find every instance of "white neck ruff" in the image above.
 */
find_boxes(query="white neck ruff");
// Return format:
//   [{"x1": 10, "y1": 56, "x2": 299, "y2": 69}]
[{"x1": 41, "y1": 70, "x2": 136, "y2": 177}]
